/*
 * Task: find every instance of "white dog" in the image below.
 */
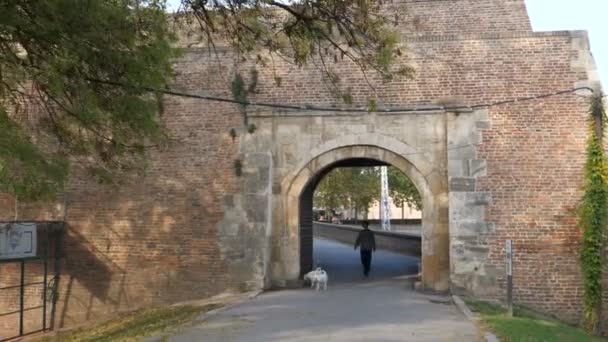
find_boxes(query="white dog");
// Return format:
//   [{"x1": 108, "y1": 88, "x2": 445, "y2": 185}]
[{"x1": 303, "y1": 267, "x2": 328, "y2": 291}]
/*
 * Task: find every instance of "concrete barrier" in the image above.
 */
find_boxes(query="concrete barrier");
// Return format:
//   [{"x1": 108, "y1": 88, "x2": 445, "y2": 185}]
[
  {"x1": 313, "y1": 222, "x2": 421, "y2": 257},
  {"x1": 340, "y1": 219, "x2": 422, "y2": 226}
]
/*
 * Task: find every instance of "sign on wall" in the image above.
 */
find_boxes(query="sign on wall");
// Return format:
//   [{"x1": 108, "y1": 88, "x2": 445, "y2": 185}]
[
  {"x1": 506, "y1": 239, "x2": 513, "y2": 276},
  {"x1": 0, "y1": 223, "x2": 37, "y2": 259}
]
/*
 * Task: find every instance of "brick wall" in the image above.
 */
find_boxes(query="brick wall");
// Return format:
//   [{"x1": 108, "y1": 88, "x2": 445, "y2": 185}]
[
  {"x1": 477, "y1": 98, "x2": 588, "y2": 321},
  {"x1": 43, "y1": 78, "x2": 246, "y2": 327},
  {"x1": 393, "y1": 0, "x2": 531, "y2": 35},
  {"x1": 0, "y1": 55, "x2": 246, "y2": 332}
]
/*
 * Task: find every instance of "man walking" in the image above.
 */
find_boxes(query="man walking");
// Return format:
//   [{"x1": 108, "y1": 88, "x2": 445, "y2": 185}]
[{"x1": 354, "y1": 220, "x2": 376, "y2": 277}]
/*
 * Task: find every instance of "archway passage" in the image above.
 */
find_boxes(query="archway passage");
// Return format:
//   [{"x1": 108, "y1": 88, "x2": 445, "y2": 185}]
[
  {"x1": 299, "y1": 158, "x2": 392, "y2": 275},
  {"x1": 301, "y1": 159, "x2": 423, "y2": 283},
  {"x1": 281, "y1": 144, "x2": 450, "y2": 291}
]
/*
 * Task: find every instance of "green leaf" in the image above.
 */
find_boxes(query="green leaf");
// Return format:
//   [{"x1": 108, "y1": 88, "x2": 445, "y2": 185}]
[{"x1": 578, "y1": 92, "x2": 608, "y2": 333}]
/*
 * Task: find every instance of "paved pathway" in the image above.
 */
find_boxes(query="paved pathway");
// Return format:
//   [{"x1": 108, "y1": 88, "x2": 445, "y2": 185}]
[
  {"x1": 164, "y1": 238, "x2": 479, "y2": 342},
  {"x1": 313, "y1": 237, "x2": 420, "y2": 283}
]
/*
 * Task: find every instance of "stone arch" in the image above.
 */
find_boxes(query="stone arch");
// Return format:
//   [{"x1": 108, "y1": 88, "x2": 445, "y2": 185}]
[{"x1": 274, "y1": 135, "x2": 449, "y2": 291}]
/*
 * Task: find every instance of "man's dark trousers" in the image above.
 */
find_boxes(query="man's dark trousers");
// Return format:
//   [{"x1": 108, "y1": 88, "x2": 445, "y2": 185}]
[{"x1": 360, "y1": 250, "x2": 372, "y2": 276}]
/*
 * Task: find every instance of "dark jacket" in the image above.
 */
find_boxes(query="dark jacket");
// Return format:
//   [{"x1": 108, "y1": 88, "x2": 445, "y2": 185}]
[{"x1": 355, "y1": 228, "x2": 376, "y2": 252}]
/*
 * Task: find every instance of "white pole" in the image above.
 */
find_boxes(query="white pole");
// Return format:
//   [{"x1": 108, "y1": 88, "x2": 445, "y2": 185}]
[{"x1": 380, "y1": 166, "x2": 391, "y2": 231}]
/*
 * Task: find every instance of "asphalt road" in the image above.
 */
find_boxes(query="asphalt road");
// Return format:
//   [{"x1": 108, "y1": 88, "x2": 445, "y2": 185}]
[
  {"x1": 162, "y1": 238, "x2": 479, "y2": 342},
  {"x1": 312, "y1": 237, "x2": 420, "y2": 283}
]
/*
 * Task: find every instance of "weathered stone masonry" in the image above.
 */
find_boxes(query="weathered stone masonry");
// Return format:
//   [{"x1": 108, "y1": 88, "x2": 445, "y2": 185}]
[{"x1": 1, "y1": 0, "x2": 605, "y2": 334}]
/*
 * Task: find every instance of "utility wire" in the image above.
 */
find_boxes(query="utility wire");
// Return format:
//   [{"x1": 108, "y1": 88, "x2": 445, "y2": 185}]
[
  {"x1": 88, "y1": 78, "x2": 596, "y2": 114},
  {"x1": 398, "y1": 142, "x2": 480, "y2": 156}
]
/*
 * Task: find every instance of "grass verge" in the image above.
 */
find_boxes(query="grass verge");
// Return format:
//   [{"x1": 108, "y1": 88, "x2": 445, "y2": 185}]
[
  {"x1": 465, "y1": 300, "x2": 606, "y2": 342},
  {"x1": 37, "y1": 303, "x2": 221, "y2": 342}
]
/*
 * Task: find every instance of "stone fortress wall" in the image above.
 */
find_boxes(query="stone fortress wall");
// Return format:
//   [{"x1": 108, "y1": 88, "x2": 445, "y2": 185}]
[{"x1": 1, "y1": 0, "x2": 605, "y2": 334}]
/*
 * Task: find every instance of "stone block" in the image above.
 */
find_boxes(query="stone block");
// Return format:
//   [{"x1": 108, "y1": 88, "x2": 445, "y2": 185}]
[
  {"x1": 438, "y1": 207, "x2": 450, "y2": 224},
  {"x1": 244, "y1": 195, "x2": 269, "y2": 222},
  {"x1": 476, "y1": 121, "x2": 491, "y2": 129},
  {"x1": 272, "y1": 182, "x2": 281, "y2": 194},
  {"x1": 471, "y1": 274, "x2": 499, "y2": 297},
  {"x1": 472, "y1": 108, "x2": 489, "y2": 122},
  {"x1": 448, "y1": 160, "x2": 465, "y2": 177},
  {"x1": 453, "y1": 222, "x2": 493, "y2": 236},
  {"x1": 258, "y1": 167, "x2": 270, "y2": 186},
  {"x1": 426, "y1": 170, "x2": 449, "y2": 195},
  {"x1": 483, "y1": 265, "x2": 502, "y2": 280},
  {"x1": 448, "y1": 145, "x2": 476, "y2": 160},
  {"x1": 450, "y1": 283, "x2": 469, "y2": 296},
  {"x1": 450, "y1": 177, "x2": 476, "y2": 192},
  {"x1": 223, "y1": 223, "x2": 239, "y2": 236},
  {"x1": 246, "y1": 153, "x2": 271, "y2": 167},
  {"x1": 465, "y1": 192, "x2": 491, "y2": 206},
  {"x1": 223, "y1": 195, "x2": 234, "y2": 207},
  {"x1": 451, "y1": 242, "x2": 466, "y2": 259},
  {"x1": 467, "y1": 245, "x2": 490, "y2": 258},
  {"x1": 454, "y1": 259, "x2": 482, "y2": 275},
  {"x1": 277, "y1": 124, "x2": 301, "y2": 137},
  {"x1": 243, "y1": 171, "x2": 267, "y2": 194},
  {"x1": 469, "y1": 160, "x2": 487, "y2": 178},
  {"x1": 456, "y1": 236, "x2": 479, "y2": 244}
]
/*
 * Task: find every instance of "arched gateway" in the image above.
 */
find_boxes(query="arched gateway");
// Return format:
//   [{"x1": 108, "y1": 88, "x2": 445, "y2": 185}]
[
  {"x1": 206, "y1": 101, "x2": 498, "y2": 297},
  {"x1": 237, "y1": 106, "x2": 496, "y2": 295},
  {"x1": 277, "y1": 138, "x2": 448, "y2": 290}
]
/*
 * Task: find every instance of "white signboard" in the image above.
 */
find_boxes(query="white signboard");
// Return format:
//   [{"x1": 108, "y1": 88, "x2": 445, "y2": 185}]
[
  {"x1": 506, "y1": 239, "x2": 513, "y2": 276},
  {"x1": 0, "y1": 223, "x2": 37, "y2": 259}
]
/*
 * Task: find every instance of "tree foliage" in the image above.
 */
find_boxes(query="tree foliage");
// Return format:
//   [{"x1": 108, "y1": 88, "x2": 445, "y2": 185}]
[
  {"x1": 579, "y1": 92, "x2": 607, "y2": 333},
  {"x1": 314, "y1": 167, "x2": 379, "y2": 214},
  {"x1": 1, "y1": 0, "x2": 410, "y2": 200},
  {"x1": 0, "y1": 0, "x2": 177, "y2": 200},
  {"x1": 388, "y1": 166, "x2": 421, "y2": 210},
  {"x1": 314, "y1": 166, "x2": 420, "y2": 215},
  {"x1": 177, "y1": 0, "x2": 411, "y2": 80}
]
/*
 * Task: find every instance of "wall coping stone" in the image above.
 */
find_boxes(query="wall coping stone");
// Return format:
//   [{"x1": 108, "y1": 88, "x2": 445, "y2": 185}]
[
  {"x1": 315, "y1": 222, "x2": 422, "y2": 240},
  {"x1": 183, "y1": 31, "x2": 586, "y2": 54}
]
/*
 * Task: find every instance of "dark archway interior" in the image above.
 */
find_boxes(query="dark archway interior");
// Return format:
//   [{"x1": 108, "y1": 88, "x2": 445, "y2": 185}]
[{"x1": 299, "y1": 158, "x2": 392, "y2": 275}]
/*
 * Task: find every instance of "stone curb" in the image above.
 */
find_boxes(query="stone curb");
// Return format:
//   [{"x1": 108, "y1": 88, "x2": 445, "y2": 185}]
[
  {"x1": 201, "y1": 290, "x2": 263, "y2": 317},
  {"x1": 451, "y1": 295, "x2": 500, "y2": 342}
]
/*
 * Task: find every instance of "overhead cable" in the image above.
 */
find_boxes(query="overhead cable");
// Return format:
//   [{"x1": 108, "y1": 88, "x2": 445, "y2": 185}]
[{"x1": 88, "y1": 78, "x2": 596, "y2": 114}]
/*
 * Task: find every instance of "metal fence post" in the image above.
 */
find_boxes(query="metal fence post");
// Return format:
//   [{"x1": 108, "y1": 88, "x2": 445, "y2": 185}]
[
  {"x1": 49, "y1": 222, "x2": 64, "y2": 331},
  {"x1": 42, "y1": 225, "x2": 49, "y2": 330},
  {"x1": 19, "y1": 259, "x2": 25, "y2": 336},
  {"x1": 506, "y1": 239, "x2": 513, "y2": 317}
]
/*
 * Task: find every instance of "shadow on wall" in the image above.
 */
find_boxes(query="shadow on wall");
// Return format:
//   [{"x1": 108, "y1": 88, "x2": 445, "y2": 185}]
[
  {"x1": 58, "y1": 226, "x2": 119, "y2": 327},
  {"x1": 51, "y1": 178, "x2": 235, "y2": 329},
  {"x1": 2, "y1": 143, "x2": 242, "y2": 331}
]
